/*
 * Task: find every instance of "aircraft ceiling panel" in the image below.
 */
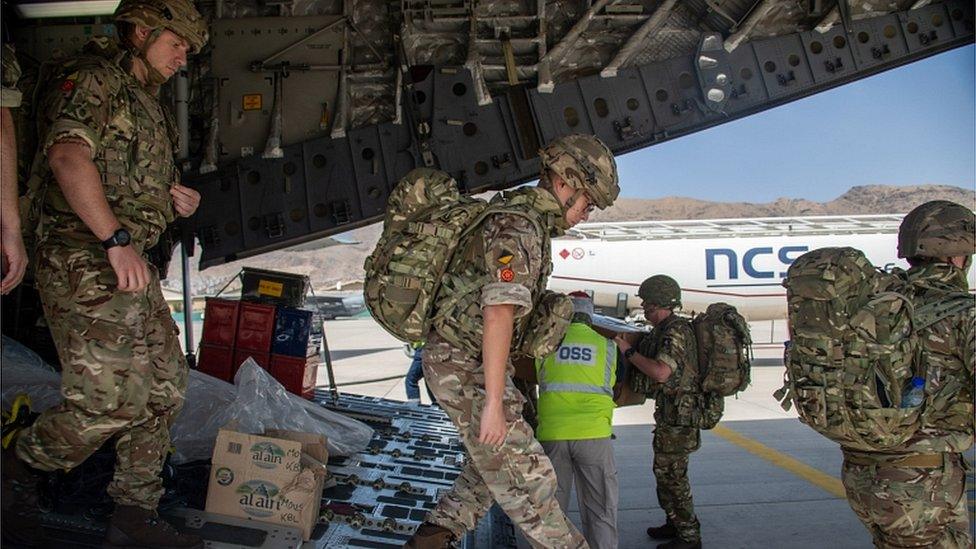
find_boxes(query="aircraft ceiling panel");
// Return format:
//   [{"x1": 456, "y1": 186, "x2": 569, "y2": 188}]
[
  {"x1": 528, "y1": 79, "x2": 594, "y2": 144},
  {"x1": 850, "y1": 14, "x2": 912, "y2": 69},
  {"x1": 429, "y1": 68, "x2": 527, "y2": 193},
  {"x1": 800, "y1": 26, "x2": 859, "y2": 85},
  {"x1": 947, "y1": 0, "x2": 975, "y2": 38},
  {"x1": 575, "y1": 70, "x2": 656, "y2": 150},
  {"x1": 723, "y1": 44, "x2": 771, "y2": 111},
  {"x1": 236, "y1": 155, "x2": 295, "y2": 251},
  {"x1": 191, "y1": 169, "x2": 245, "y2": 263},
  {"x1": 376, "y1": 121, "x2": 419, "y2": 196},
  {"x1": 346, "y1": 124, "x2": 394, "y2": 219},
  {"x1": 302, "y1": 137, "x2": 362, "y2": 234},
  {"x1": 638, "y1": 56, "x2": 711, "y2": 134},
  {"x1": 899, "y1": 3, "x2": 958, "y2": 54},
  {"x1": 752, "y1": 34, "x2": 817, "y2": 100}
]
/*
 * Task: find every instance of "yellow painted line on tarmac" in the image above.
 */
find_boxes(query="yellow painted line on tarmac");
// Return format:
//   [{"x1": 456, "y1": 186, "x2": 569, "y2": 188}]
[{"x1": 711, "y1": 425, "x2": 847, "y2": 499}]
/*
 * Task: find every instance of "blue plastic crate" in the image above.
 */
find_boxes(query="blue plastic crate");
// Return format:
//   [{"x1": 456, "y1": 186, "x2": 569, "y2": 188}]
[{"x1": 272, "y1": 307, "x2": 314, "y2": 357}]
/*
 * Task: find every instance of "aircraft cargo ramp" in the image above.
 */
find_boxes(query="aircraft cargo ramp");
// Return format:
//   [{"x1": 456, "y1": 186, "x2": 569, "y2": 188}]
[{"x1": 22, "y1": 317, "x2": 975, "y2": 548}]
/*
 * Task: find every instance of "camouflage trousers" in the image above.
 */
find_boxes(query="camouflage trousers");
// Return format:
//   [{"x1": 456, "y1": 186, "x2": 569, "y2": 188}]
[
  {"x1": 652, "y1": 424, "x2": 702, "y2": 543},
  {"x1": 842, "y1": 451, "x2": 972, "y2": 548},
  {"x1": 16, "y1": 245, "x2": 188, "y2": 510},
  {"x1": 421, "y1": 331, "x2": 588, "y2": 549}
]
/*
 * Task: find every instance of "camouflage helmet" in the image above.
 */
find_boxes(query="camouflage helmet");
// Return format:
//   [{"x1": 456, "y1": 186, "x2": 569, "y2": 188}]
[
  {"x1": 115, "y1": 0, "x2": 208, "y2": 54},
  {"x1": 897, "y1": 200, "x2": 975, "y2": 259},
  {"x1": 539, "y1": 134, "x2": 619, "y2": 209},
  {"x1": 637, "y1": 275, "x2": 681, "y2": 309}
]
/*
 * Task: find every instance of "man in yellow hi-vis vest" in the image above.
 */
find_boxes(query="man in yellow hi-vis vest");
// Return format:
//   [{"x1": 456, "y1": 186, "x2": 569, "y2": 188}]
[{"x1": 536, "y1": 292, "x2": 619, "y2": 549}]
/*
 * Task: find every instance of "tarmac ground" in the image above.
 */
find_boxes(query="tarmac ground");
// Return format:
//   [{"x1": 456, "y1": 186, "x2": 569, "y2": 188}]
[{"x1": 307, "y1": 316, "x2": 975, "y2": 549}]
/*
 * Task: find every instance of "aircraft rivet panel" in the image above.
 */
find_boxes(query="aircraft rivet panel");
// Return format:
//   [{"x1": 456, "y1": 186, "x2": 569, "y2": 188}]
[
  {"x1": 849, "y1": 14, "x2": 911, "y2": 69},
  {"x1": 945, "y1": 0, "x2": 975, "y2": 39},
  {"x1": 189, "y1": 169, "x2": 245, "y2": 266},
  {"x1": 376, "y1": 121, "x2": 420, "y2": 194},
  {"x1": 346, "y1": 125, "x2": 393, "y2": 219},
  {"x1": 302, "y1": 137, "x2": 362, "y2": 234},
  {"x1": 429, "y1": 69, "x2": 523, "y2": 192},
  {"x1": 236, "y1": 149, "x2": 312, "y2": 251},
  {"x1": 800, "y1": 25, "x2": 859, "y2": 85},
  {"x1": 752, "y1": 34, "x2": 816, "y2": 100},
  {"x1": 235, "y1": 158, "x2": 289, "y2": 250},
  {"x1": 577, "y1": 70, "x2": 656, "y2": 149},
  {"x1": 637, "y1": 56, "x2": 709, "y2": 133},
  {"x1": 898, "y1": 3, "x2": 958, "y2": 54},
  {"x1": 527, "y1": 81, "x2": 596, "y2": 146},
  {"x1": 722, "y1": 44, "x2": 770, "y2": 111}
]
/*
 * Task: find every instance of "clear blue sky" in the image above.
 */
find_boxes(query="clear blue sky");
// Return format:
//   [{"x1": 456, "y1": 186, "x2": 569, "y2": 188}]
[{"x1": 615, "y1": 45, "x2": 975, "y2": 202}]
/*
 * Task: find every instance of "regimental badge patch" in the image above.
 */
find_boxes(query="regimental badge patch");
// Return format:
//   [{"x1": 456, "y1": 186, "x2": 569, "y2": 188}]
[
  {"x1": 499, "y1": 268, "x2": 515, "y2": 282},
  {"x1": 497, "y1": 254, "x2": 514, "y2": 266}
]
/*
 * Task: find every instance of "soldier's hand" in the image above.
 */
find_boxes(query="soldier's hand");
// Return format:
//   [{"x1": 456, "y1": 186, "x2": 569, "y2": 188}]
[
  {"x1": 0, "y1": 226, "x2": 27, "y2": 295},
  {"x1": 171, "y1": 184, "x2": 201, "y2": 217},
  {"x1": 107, "y1": 245, "x2": 151, "y2": 292},
  {"x1": 614, "y1": 334, "x2": 632, "y2": 354},
  {"x1": 478, "y1": 399, "x2": 508, "y2": 447}
]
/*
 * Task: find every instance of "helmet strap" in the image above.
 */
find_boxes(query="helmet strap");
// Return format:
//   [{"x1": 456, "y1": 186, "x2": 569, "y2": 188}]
[{"x1": 134, "y1": 27, "x2": 169, "y2": 88}]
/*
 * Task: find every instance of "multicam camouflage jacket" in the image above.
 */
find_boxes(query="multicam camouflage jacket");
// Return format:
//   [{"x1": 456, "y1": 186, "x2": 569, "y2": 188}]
[
  {"x1": 1, "y1": 43, "x2": 22, "y2": 108},
  {"x1": 430, "y1": 186, "x2": 566, "y2": 358},
  {"x1": 24, "y1": 37, "x2": 180, "y2": 253},
  {"x1": 886, "y1": 262, "x2": 975, "y2": 456}
]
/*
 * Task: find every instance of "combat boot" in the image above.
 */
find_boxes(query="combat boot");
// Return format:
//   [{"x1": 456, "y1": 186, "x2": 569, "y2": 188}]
[
  {"x1": 1, "y1": 445, "x2": 46, "y2": 546},
  {"x1": 104, "y1": 505, "x2": 203, "y2": 549},
  {"x1": 657, "y1": 538, "x2": 702, "y2": 549},
  {"x1": 646, "y1": 521, "x2": 677, "y2": 540},
  {"x1": 403, "y1": 522, "x2": 455, "y2": 548}
]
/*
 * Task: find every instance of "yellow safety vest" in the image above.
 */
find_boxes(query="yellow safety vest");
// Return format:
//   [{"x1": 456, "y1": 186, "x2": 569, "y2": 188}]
[{"x1": 535, "y1": 322, "x2": 617, "y2": 442}]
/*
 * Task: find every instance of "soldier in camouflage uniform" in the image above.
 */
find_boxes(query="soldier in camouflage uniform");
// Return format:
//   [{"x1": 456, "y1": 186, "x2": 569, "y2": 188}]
[
  {"x1": 615, "y1": 275, "x2": 719, "y2": 549},
  {"x1": 1, "y1": 42, "x2": 27, "y2": 294},
  {"x1": 841, "y1": 200, "x2": 974, "y2": 549},
  {"x1": 405, "y1": 134, "x2": 620, "y2": 549},
  {"x1": 1, "y1": 1, "x2": 208, "y2": 547}
]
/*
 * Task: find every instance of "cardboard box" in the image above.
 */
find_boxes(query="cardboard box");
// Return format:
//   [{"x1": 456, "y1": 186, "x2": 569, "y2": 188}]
[{"x1": 206, "y1": 429, "x2": 327, "y2": 540}]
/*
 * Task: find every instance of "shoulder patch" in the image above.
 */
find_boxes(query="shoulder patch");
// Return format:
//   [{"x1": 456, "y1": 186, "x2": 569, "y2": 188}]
[
  {"x1": 499, "y1": 268, "x2": 515, "y2": 282},
  {"x1": 497, "y1": 253, "x2": 513, "y2": 265}
]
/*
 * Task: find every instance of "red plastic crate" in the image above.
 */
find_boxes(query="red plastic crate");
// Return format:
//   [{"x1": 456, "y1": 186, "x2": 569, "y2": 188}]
[
  {"x1": 198, "y1": 344, "x2": 234, "y2": 382},
  {"x1": 270, "y1": 354, "x2": 319, "y2": 399},
  {"x1": 201, "y1": 298, "x2": 239, "y2": 347},
  {"x1": 234, "y1": 349, "x2": 270, "y2": 373},
  {"x1": 236, "y1": 302, "x2": 276, "y2": 352}
]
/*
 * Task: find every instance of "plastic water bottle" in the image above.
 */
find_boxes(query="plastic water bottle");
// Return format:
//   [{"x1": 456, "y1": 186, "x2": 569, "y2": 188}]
[{"x1": 900, "y1": 376, "x2": 925, "y2": 408}]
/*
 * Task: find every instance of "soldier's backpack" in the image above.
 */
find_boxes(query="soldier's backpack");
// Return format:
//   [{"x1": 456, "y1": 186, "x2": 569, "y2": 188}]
[
  {"x1": 364, "y1": 168, "x2": 491, "y2": 342},
  {"x1": 629, "y1": 304, "x2": 752, "y2": 399},
  {"x1": 694, "y1": 303, "x2": 752, "y2": 397},
  {"x1": 774, "y1": 247, "x2": 972, "y2": 452}
]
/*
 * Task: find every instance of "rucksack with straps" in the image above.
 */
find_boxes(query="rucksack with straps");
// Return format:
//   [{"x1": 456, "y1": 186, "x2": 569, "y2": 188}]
[
  {"x1": 364, "y1": 168, "x2": 568, "y2": 352},
  {"x1": 629, "y1": 304, "x2": 752, "y2": 399},
  {"x1": 364, "y1": 168, "x2": 490, "y2": 342},
  {"x1": 694, "y1": 303, "x2": 752, "y2": 397},
  {"x1": 774, "y1": 247, "x2": 973, "y2": 452}
]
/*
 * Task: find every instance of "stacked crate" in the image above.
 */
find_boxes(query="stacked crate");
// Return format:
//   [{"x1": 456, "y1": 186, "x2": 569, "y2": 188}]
[
  {"x1": 197, "y1": 269, "x2": 319, "y2": 398},
  {"x1": 269, "y1": 307, "x2": 319, "y2": 399}
]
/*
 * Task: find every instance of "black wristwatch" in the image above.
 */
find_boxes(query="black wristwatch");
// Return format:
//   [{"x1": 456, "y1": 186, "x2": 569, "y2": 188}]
[
  {"x1": 624, "y1": 347, "x2": 637, "y2": 360},
  {"x1": 101, "y1": 228, "x2": 132, "y2": 250}
]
